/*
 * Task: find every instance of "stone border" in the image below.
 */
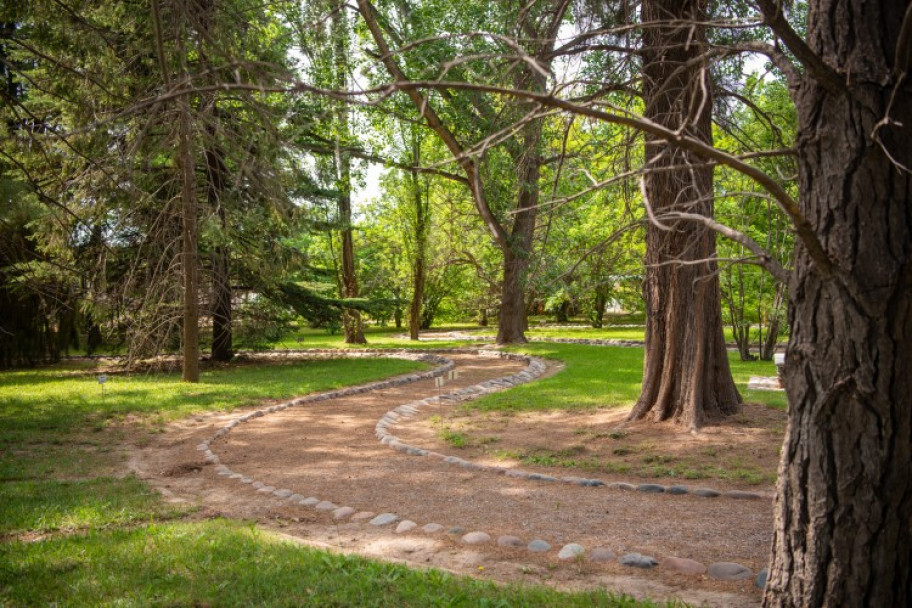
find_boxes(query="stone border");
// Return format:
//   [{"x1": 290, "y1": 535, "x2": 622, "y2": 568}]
[
  {"x1": 372, "y1": 350, "x2": 770, "y2": 502},
  {"x1": 197, "y1": 348, "x2": 767, "y2": 587}
]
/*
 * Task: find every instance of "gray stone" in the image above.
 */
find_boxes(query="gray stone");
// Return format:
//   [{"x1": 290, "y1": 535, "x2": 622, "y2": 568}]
[
  {"x1": 693, "y1": 488, "x2": 721, "y2": 498},
  {"x1": 333, "y1": 507, "x2": 356, "y2": 520},
  {"x1": 395, "y1": 520, "x2": 418, "y2": 533},
  {"x1": 529, "y1": 474, "x2": 557, "y2": 482},
  {"x1": 667, "y1": 485, "x2": 689, "y2": 495},
  {"x1": 589, "y1": 548, "x2": 616, "y2": 563},
  {"x1": 273, "y1": 489, "x2": 293, "y2": 498},
  {"x1": 289, "y1": 494, "x2": 306, "y2": 502},
  {"x1": 351, "y1": 511, "x2": 375, "y2": 522},
  {"x1": 637, "y1": 484, "x2": 665, "y2": 493},
  {"x1": 607, "y1": 482, "x2": 636, "y2": 491},
  {"x1": 256, "y1": 486, "x2": 276, "y2": 494},
  {"x1": 725, "y1": 490, "x2": 763, "y2": 500},
  {"x1": 527, "y1": 540, "x2": 551, "y2": 553},
  {"x1": 461, "y1": 531, "x2": 491, "y2": 545},
  {"x1": 251, "y1": 481, "x2": 266, "y2": 489},
  {"x1": 240, "y1": 476, "x2": 253, "y2": 484},
  {"x1": 662, "y1": 556, "x2": 706, "y2": 575},
  {"x1": 557, "y1": 543, "x2": 585, "y2": 560},
  {"x1": 619, "y1": 553, "x2": 658, "y2": 569},
  {"x1": 370, "y1": 513, "x2": 399, "y2": 526},
  {"x1": 708, "y1": 562, "x2": 753, "y2": 581},
  {"x1": 315, "y1": 501, "x2": 338, "y2": 511},
  {"x1": 497, "y1": 535, "x2": 524, "y2": 548},
  {"x1": 756, "y1": 568, "x2": 769, "y2": 589},
  {"x1": 300, "y1": 497, "x2": 320, "y2": 506},
  {"x1": 421, "y1": 523, "x2": 444, "y2": 533},
  {"x1": 447, "y1": 526, "x2": 465, "y2": 535}
]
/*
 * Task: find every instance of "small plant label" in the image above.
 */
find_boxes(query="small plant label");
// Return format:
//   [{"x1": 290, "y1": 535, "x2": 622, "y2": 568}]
[
  {"x1": 435, "y1": 377, "x2": 444, "y2": 388},
  {"x1": 97, "y1": 374, "x2": 108, "y2": 384}
]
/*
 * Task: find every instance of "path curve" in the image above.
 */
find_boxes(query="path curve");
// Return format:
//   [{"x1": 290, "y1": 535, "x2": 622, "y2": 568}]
[{"x1": 132, "y1": 348, "x2": 770, "y2": 607}]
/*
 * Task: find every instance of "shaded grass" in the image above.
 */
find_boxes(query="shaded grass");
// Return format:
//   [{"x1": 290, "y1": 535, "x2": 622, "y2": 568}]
[
  {"x1": 0, "y1": 520, "x2": 674, "y2": 607},
  {"x1": 1, "y1": 476, "x2": 185, "y2": 536},
  {"x1": 498, "y1": 450, "x2": 775, "y2": 486}
]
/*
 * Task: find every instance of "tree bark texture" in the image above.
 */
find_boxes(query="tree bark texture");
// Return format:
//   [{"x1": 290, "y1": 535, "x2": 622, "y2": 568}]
[
  {"x1": 496, "y1": 67, "x2": 544, "y2": 344},
  {"x1": 764, "y1": 1, "x2": 912, "y2": 605},
  {"x1": 628, "y1": 0, "x2": 740, "y2": 428}
]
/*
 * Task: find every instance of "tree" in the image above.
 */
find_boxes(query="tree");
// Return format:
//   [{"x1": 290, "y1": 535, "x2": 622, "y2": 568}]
[
  {"x1": 626, "y1": 0, "x2": 741, "y2": 428},
  {"x1": 756, "y1": 0, "x2": 912, "y2": 604},
  {"x1": 356, "y1": 0, "x2": 571, "y2": 343}
]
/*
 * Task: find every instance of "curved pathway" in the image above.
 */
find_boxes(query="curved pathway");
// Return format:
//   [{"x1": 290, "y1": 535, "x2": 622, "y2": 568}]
[{"x1": 136, "y1": 348, "x2": 771, "y2": 607}]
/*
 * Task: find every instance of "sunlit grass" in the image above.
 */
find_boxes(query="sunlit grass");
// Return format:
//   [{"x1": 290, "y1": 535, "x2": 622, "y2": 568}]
[
  {"x1": 459, "y1": 342, "x2": 786, "y2": 413},
  {"x1": 0, "y1": 519, "x2": 676, "y2": 607}
]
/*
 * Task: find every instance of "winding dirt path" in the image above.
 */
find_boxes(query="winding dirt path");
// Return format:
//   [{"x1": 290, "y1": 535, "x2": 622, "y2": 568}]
[{"x1": 129, "y1": 350, "x2": 770, "y2": 607}]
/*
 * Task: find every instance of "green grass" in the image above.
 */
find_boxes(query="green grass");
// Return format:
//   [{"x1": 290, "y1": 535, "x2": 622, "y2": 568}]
[
  {"x1": 0, "y1": 357, "x2": 427, "y2": 444},
  {"x1": 459, "y1": 342, "x2": 786, "y2": 413},
  {"x1": 1, "y1": 476, "x2": 185, "y2": 536},
  {"x1": 0, "y1": 353, "x2": 668, "y2": 607},
  {"x1": 0, "y1": 519, "x2": 676, "y2": 607}
]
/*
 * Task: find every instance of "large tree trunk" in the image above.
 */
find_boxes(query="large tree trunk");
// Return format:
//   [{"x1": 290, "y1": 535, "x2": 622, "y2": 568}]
[
  {"x1": 628, "y1": 0, "x2": 740, "y2": 428},
  {"x1": 763, "y1": 2, "x2": 912, "y2": 605},
  {"x1": 498, "y1": 249, "x2": 529, "y2": 343}
]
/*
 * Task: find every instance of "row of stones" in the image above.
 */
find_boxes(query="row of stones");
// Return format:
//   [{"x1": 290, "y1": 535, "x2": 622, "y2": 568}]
[
  {"x1": 199, "y1": 348, "x2": 765, "y2": 589},
  {"x1": 201, "y1": 458, "x2": 768, "y2": 586},
  {"x1": 197, "y1": 350, "x2": 455, "y2": 466},
  {"x1": 372, "y1": 353, "x2": 767, "y2": 501}
]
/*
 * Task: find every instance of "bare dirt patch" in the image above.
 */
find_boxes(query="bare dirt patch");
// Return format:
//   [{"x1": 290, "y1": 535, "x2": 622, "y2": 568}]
[
  {"x1": 402, "y1": 400, "x2": 785, "y2": 492},
  {"x1": 128, "y1": 352, "x2": 775, "y2": 607}
]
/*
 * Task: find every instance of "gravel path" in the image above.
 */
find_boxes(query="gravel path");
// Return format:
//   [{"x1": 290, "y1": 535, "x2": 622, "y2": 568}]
[{"x1": 131, "y1": 349, "x2": 770, "y2": 607}]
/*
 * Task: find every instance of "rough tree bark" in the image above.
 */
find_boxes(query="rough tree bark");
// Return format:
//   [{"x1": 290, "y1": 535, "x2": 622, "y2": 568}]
[
  {"x1": 627, "y1": 0, "x2": 741, "y2": 428},
  {"x1": 762, "y1": 0, "x2": 912, "y2": 605}
]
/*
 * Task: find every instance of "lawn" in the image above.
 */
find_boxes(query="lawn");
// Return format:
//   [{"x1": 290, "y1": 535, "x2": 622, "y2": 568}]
[
  {"x1": 0, "y1": 354, "x2": 668, "y2": 608},
  {"x1": 463, "y1": 342, "x2": 787, "y2": 413}
]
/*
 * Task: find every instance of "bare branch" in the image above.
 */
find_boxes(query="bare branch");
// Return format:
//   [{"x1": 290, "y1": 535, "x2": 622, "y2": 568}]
[
  {"x1": 657, "y1": 211, "x2": 791, "y2": 283},
  {"x1": 753, "y1": 0, "x2": 842, "y2": 93}
]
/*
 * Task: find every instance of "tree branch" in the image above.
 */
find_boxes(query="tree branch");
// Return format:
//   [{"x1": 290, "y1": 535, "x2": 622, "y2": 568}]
[
  {"x1": 657, "y1": 211, "x2": 791, "y2": 283},
  {"x1": 355, "y1": 0, "x2": 509, "y2": 250},
  {"x1": 753, "y1": 0, "x2": 842, "y2": 93}
]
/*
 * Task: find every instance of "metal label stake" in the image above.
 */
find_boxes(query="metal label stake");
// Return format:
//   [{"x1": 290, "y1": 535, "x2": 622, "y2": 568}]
[{"x1": 97, "y1": 373, "x2": 108, "y2": 404}]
